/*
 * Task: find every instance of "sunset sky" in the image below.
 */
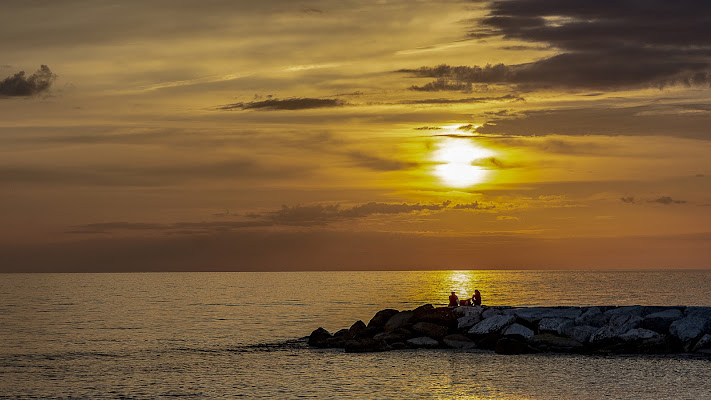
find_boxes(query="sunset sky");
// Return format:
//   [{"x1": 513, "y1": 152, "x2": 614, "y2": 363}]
[{"x1": 2, "y1": 0, "x2": 710, "y2": 271}]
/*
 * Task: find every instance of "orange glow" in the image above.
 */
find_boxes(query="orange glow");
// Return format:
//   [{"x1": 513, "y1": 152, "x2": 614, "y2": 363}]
[{"x1": 432, "y1": 137, "x2": 495, "y2": 188}]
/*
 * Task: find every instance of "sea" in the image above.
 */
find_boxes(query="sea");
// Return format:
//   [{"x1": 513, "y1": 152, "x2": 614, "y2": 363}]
[{"x1": 1, "y1": 270, "x2": 710, "y2": 399}]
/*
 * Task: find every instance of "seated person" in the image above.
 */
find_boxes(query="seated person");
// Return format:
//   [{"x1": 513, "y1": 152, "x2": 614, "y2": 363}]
[
  {"x1": 448, "y1": 291, "x2": 459, "y2": 307},
  {"x1": 472, "y1": 289, "x2": 482, "y2": 306}
]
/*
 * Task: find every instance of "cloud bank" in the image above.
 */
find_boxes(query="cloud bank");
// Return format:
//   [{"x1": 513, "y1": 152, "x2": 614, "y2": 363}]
[{"x1": 402, "y1": 1, "x2": 711, "y2": 91}]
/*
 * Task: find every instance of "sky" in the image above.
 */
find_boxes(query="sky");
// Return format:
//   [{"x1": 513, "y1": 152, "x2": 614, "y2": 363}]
[{"x1": 1, "y1": 0, "x2": 710, "y2": 272}]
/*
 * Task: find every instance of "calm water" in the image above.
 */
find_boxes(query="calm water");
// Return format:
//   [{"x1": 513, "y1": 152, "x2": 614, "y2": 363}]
[{"x1": 1, "y1": 270, "x2": 710, "y2": 399}]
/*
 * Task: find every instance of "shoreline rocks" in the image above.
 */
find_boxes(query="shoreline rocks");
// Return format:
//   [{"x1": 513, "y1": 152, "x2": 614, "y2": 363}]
[{"x1": 308, "y1": 304, "x2": 711, "y2": 356}]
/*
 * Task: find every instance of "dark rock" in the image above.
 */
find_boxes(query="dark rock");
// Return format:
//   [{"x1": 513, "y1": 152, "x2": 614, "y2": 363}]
[
  {"x1": 308, "y1": 327, "x2": 332, "y2": 348},
  {"x1": 385, "y1": 311, "x2": 414, "y2": 332},
  {"x1": 575, "y1": 307, "x2": 608, "y2": 328},
  {"x1": 604, "y1": 306, "x2": 644, "y2": 318},
  {"x1": 669, "y1": 316, "x2": 711, "y2": 345},
  {"x1": 333, "y1": 328, "x2": 352, "y2": 339},
  {"x1": 325, "y1": 336, "x2": 346, "y2": 348},
  {"x1": 538, "y1": 318, "x2": 573, "y2": 335},
  {"x1": 344, "y1": 338, "x2": 390, "y2": 353},
  {"x1": 641, "y1": 309, "x2": 683, "y2": 333},
  {"x1": 495, "y1": 338, "x2": 532, "y2": 355},
  {"x1": 413, "y1": 306, "x2": 457, "y2": 327},
  {"x1": 348, "y1": 320, "x2": 367, "y2": 337},
  {"x1": 692, "y1": 334, "x2": 711, "y2": 353},
  {"x1": 390, "y1": 342, "x2": 408, "y2": 350},
  {"x1": 412, "y1": 322, "x2": 449, "y2": 339},
  {"x1": 514, "y1": 307, "x2": 581, "y2": 325},
  {"x1": 368, "y1": 309, "x2": 400, "y2": 328},
  {"x1": 455, "y1": 306, "x2": 483, "y2": 330},
  {"x1": 589, "y1": 314, "x2": 643, "y2": 344},
  {"x1": 406, "y1": 336, "x2": 439, "y2": 348},
  {"x1": 354, "y1": 325, "x2": 382, "y2": 340},
  {"x1": 569, "y1": 325, "x2": 598, "y2": 344},
  {"x1": 474, "y1": 333, "x2": 503, "y2": 350},
  {"x1": 413, "y1": 304, "x2": 434, "y2": 313},
  {"x1": 530, "y1": 333, "x2": 584, "y2": 353},
  {"x1": 373, "y1": 328, "x2": 414, "y2": 344},
  {"x1": 443, "y1": 334, "x2": 476, "y2": 349}
]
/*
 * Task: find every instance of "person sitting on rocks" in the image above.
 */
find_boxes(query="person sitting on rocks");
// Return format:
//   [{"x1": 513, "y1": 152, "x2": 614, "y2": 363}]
[
  {"x1": 472, "y1": 289, "x2": 482, "y2": 306},
  {"x1": 448, "y1": 291, "x2": 459, "y2": 307}
]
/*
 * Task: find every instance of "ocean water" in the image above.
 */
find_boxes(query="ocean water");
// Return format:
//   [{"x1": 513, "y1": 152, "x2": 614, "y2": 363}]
[{"x1": 1, "y1": 270, "x2": 710, "y2": 399}]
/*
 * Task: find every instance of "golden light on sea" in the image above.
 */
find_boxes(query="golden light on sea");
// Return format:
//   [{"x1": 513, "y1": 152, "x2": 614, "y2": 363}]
[{"x1": 432, "y1": 137, "x2": 495, "y2": 188}]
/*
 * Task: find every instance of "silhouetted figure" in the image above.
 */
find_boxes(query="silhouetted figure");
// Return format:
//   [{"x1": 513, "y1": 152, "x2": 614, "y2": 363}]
[
  {"x1": 472, "y1": 289, "x2": 482, "y2": 306},
  {"x1": 448, "y1": 291, "x2": 459, "y2": 307}
]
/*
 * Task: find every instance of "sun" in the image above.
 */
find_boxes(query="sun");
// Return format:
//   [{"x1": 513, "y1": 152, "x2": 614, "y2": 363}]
[{"x1": 432, "y1": 137, "x2": 495, "y2": 188}]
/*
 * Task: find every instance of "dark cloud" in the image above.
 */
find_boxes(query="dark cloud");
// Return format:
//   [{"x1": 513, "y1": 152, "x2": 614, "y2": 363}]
[
  {"x1": 218, "y1": 97, "x2": 345, "y2": 111},
  {"x1": 620, "y1": 196, "x2": 636, "y2": 204},
  {"x1": 414, "y1": 126, "x2": 442, "y2": 131},
  {"x1": 409, "y1": 78, "x2": 472, "y2": 92},
  {"x1": 0, "y1": 65, "x2": 56, "y2": 97},
  {"x1": 649, "y1": 196, "x2": 686, "y2": 205},
  {"x1": 451, "y1": 201, "x2": 496, "y2": 210},
  {"x1": 475, "y1": 105, "x2": 711, "y2": 140},
  {"x1": 401, "y1": 1, "x2": 711, "y2": 90},
  {"x1": 401, "y1": 94, "x2": 524, "y2": 105}
]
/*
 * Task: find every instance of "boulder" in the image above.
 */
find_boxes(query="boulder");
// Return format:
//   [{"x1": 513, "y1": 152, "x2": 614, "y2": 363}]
[
  {"x1": 669, "y1": 316, "x2": 711, "y2": 343},
  {"x1": 495, "y1": 338, "x2": 531, "y2": 355},
  {"x1": 354, "y1": 325, "x2": 382, "y2": 340},
  {"x1": 384, "y1": 311, "x2": 414, "y2": 332},
  {"x1": 619, "y1": 328, "x2": 663, "y2": 342},
  {"x1": 569, "y1": 325, "x2": 598, "y2": 344},
  {"x1": 390, "y1": 342, "x2": 408, "y2": 350},
  {"x1": 604, "y1": 306, "x2": 644, "y2": 318},
  {"x1": 530, "y1": 333, "x2": 584, "y2": 353},
  {"x1": 685, "y1": 307, "x2": 711, "y2": 319},
  {"x1": 468, "y1": 314, "x2": 515, "y2": 335},
  {"x1": 457, "y1": 307, "x2": 483, "y2": 330},
  {"x1": 538, "y1": 318, "x2": 571, "y2": 335},
  {"x1": 412, "y1": 322, "x2": 449, "y2": 339},
  {"x1": 443, "y1": 334, "x2": 477, "y2": 349},
  {"x1": 641, "y1": 309, "x2": 683, "y2": 333},
  {"x1": 502, "y1": 323, "x2": 534, "y2": 340},
  {"x1": 308, "y1": 327, "x2": 331, "y2": 348},
  {"x1": 413, "y1": 307, "x2": 456, "y2": 327},
  {"x1": 373, "y1": 328, "x2": 413, "y2": 344},
  {"x1": 514, "y1": 307, "x2": 581, "y2": 325},
  {"x1": 482, "y1": 308, "x2": 503, "y2": 319},
  {"x1": 589, "y1": 314, "x2": 643, "y2": 344},
  {"x1": 575, "y1": 307, "x2": 607, "y2": 328},
  {"x1": 333, "y1": 328, "x2": 352, "y2": 339},
  {"x1": 344, "y1": 338, "x2": 390, "y2": 353},
  {"x1": 348, "y1": 320, "x2": 367, "y2": 338},
  {"x1": 692, "y1": 334, "x2": 711, "y2": 353},
  {"x1": 368, "y1": 309, "x2": 400, "y2": 328},
  {"x1": 406, "y1": 336, "x2": 439, "y2": 348},
  {"x1": 453, "y1": 305, "x2": 482, "y2": 317}
]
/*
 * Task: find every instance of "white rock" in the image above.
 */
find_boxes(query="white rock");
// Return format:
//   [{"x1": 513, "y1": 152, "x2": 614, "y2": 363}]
[
  {"x1": 619, "y1": 328, "x2": 662, "y2": 342},
  {"x1": 669, "y1": 317, "x2": 711, "y2": 342},
  {"x1": 468, "y1": 314, "x2": 515, "y2": 335},
  {"x1": 456, "y1": 306, "x2": 483, "y2": 330},
  {"x1": 502, "y1": 323, "x2": 534, "y2": 340},
  {"x1": 406, "y1": 336, "x2": 439, "y2": 348}
]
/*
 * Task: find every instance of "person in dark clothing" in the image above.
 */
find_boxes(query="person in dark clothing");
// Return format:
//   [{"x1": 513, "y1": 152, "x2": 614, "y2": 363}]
[
  {"x1": 448, "y1": 291, "x2": 459, "y2": 307},
  {"x1": 472, "y1": 289, "x2": 482, "y2": 306}
]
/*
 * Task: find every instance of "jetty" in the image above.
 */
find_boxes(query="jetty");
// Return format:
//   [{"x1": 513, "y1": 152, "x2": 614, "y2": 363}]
[{"x1": 308, "y1": 304, "x2": 711, "y2": 355}]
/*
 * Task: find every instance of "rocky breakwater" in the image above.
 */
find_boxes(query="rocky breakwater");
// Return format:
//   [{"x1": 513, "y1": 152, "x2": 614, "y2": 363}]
[{"x1": 308, "y1": 304, "x2": 711, "y2": 356}]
